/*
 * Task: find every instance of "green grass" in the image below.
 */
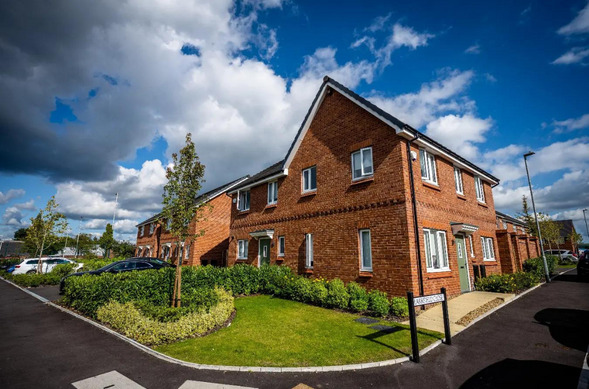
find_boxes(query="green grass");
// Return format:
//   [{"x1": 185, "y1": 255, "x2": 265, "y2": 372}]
[{"x1": 155, "y1": 295, "x2": 442, "y2": 367}]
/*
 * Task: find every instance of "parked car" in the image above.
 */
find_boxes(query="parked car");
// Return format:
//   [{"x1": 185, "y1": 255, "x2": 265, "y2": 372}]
[
  {"x1": 578, "y1": 252, "x2": 589, "y2": 279},
  {"x1": 544, "y1": 249, "x2": 578, "y2": 263},
  {"x1": 59, "y1": 257, "x2": 174, "y2": 293},
  {"x1": 13, "y1": 257, "x2": 83, "y2": 275}
]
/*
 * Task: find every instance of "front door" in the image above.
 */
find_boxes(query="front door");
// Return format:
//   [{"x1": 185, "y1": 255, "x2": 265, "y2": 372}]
[
  {"x1": 259, "y1": 238, "x2": 271, "y2": 267},
  {"x1": 455, "y1": 235, "x2": 470, "y2": 292}
]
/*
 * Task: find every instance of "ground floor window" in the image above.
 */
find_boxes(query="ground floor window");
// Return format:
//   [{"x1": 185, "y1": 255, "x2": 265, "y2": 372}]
[
  {"x1": 423, "y1": 229, "x2": 449, "y2": 271},
  {"x1": 305, "y1": 233, "x2": 313, "y2": 268},
  {"x1": 481, "y1": 237, "x2": 495, "y2": 261},
  {"x1": 359, "y1": 229, "x2": 372, "y2": 271},
  {"x1": 278, "y1": 236, "x2": 285, "y2": 257},
  {"x1": 238, "y1": 240, "x2": 248, "y2": 259}
]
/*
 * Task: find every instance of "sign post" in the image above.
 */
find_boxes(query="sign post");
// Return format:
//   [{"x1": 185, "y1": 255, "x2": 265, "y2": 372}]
[{"x1": 406, "y1": 288, "x2": 452, "y2": 363}]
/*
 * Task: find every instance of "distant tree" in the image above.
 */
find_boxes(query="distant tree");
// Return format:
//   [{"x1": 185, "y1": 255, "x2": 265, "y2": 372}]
[
  {"x1": 517, "y1": 195, "x2": 536, "y2": 235},
  {"x1": 161, "y1": 133, "x2": 206, "y2": 307},
  {"x1": 113, "y1": 240, "x2": 136, "y2": 258},
  {"x1": 75, "y1": 233, "x2": 97, "y2": 256},
  {"x1": 98, "y1": 223, "x2": 115, "y2": 258},
  {"x1": 568, "y1": 231, "x2": 583, "y2": 253},
  {"x1": 26, "y1": 196, "x2": 68, "y2": 273},
  {"x1": 13, "y1": 228, "x2": 28, "y2": 240},
  {"x1": 539, "y1": 214, "x2": 560, "y2": 252}
]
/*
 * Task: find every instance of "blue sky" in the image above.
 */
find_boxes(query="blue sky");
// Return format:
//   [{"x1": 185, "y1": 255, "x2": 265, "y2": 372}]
[{"x1": 0, "y1": 0, "x2": 588, "y2": 243}]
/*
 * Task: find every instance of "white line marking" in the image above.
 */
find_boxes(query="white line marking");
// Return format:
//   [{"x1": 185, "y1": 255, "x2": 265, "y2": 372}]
[
  {"x1": 578, "y1": 343, "x2": 589, "y2": 389},
  {"x1": 72, "y1": 370, "x2": 146, "y2": 389},
  {"x1": 178, "y1": 381, "x2": 257, "y2": 389}
]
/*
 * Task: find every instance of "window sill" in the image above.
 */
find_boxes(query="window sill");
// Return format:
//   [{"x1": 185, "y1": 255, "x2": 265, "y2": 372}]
[
  {"x1": 483, "y1": 260, "x2": 497, "y2": 265},
  {"x1": 422, "y1": 181, "x2": 441, "y2": 191},
  {"x1": 264, "y1": 204, "x2": 277, "y2": 209},
  {"x1": 359, "y1": 271, "x2": 373, "y2": 278},
  {"x1": 237, "y1": 209, "x2": 251, "y2": 215},
  {"x1": 276, "y1": 257, "x2": 284, "y2": 262},
  {"x1": 303, "y1": 268, "x2": 313, "y2": 274},
  {"x1": 456, "y1": 193, "x2": 467, "y2": 200},
  {"x1": 351, "y1": 176, "x2": 374, "y2": 186},
  {"x1": 300, "y1": 190, "x2": 317, "y2": 198},
  {"x1": 236, "y1": 258, "x2": 248, "y2": 261},
  {"x1": 426, "y1": 271, "x2": 452, "y2": 279},
  {"x1": 477, "y1": 201, "x2": 488, "y2": 208}
]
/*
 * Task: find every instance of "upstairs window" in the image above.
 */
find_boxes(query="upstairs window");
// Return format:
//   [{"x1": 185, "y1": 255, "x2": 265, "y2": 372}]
[
  {"x1": 305, "y1": 233, "x2": 314, "y2": 268},
  {"x1": 468, "y1": 235, "x2": 475, "y2": 257},
  {"x1": 351, "y1": 147, "x2": 373, "y2": 180},
  {"x1": 420, "y1": 149, "x2": 438, "y2": 185},
  {"x1": 481, "y1": 237, "x2": 495, "y2": 261},
  {"x1": 237, "y1": 190, "x2": 250, "y2": 211},
  {"x1": 359, "y1": 229, "x2": 373, "y2": 271},
  {"x1": 166, "y1": 219, "x2": 171, "y2": 231},
  {"x1": 238, "y1": 240, "x2": 249, "y2": 259},
  {"x1": 267, "y1": 181, "x2": 278, "y2": 205},
  {"x1": 302, "y1": 166, "x2": 317, "y2": 193},
  {"x1": 454, "y1": 167, "x2": 463, "y2": 194},
  {"x1": 423, "y1": 228, "x2": 449, "y2": 272},
  {"x1": 185, "y1": 244, "x2": 190, "y2": 259},
  {"x1": 475, "y1": 176, "x2": 485, "y2": 203},
  {"x1": 150, "y1": 223, "x2": 155, "y2": 234},
  {"x1": 139, "y1": 225, "x2": 144, "y2": 236},
  {"x1": 278, "y1": 236, "x2": 285, "y2": 257}
]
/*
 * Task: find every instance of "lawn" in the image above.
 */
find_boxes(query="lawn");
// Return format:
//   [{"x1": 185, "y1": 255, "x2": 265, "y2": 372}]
[{"x1": 155, "y1": 295, "x2": 442, "y2": 367}]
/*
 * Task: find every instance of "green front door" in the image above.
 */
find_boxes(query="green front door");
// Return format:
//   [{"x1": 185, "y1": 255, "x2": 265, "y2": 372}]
[
  {"x1": 455, "y1": 235, "x2": 470, "y2": 292},
  {"x1": 259, "y1": 238, "x2": 271, "y2": 267}
]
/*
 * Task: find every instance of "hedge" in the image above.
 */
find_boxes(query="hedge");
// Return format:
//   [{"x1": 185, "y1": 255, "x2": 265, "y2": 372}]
[
  {"x1": 475, "y1": 272, "x2": 538, "y2": 293},
  {"x1": 523, "y1": 255, "x2": 557, "y2": 279},
  {"x1": 1, "y1": 263, "x2": 77, "y2": 287},
  {"x1": 96, "y1": 288, "x2": 234, "y2": 345}
]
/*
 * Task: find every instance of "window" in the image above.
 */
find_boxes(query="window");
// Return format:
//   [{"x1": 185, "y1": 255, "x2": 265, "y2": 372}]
[
  {"x1": 454, "y1": 167, "x2": 463, "y2": 194},
  {"x1": 419, "y1": 149, "x2": 438, "y2": 185},
  {"x1": 475, "y1": 176, "x2": 485, "y2": 203},
  {"x1": 468, "y1": 235, "x2": 475, "y2": 257},
  {"x1": 237, "y1": 190, "x2": 250, "y2": 211},
  {"x1": 237, "y1": 240, "x2": 249, "y2": 259},
  {"x1": 423, "y1": 229, "x2": 449, "y2": 271},
  {"x1": 267, "y1": 181, "x2": 278, "y2": 205},
  {"x1": 185, "y1": 244, "x2": 190, "y2": 259},
  {"x1": 481, "y1": 237, "x2": 495, "y2": 261},
  {"x1": 359, "y1": 229, "x2": 372, "y2": 271},
  {"x1": 139, "y1": 225, "x2": 144, "y2": 236},
  {"x1": 278, "y1": 236, "x2": 285, "y2": 257},
  {"x1": 150, "y1": 223, "x2": 156, "y2": 234},
  {"x1": 351, "y1": 147, "x2": 373, "y2": 180},
  {"x1": 302, "y1": 166, "x2": 317, "y2": 193},
  {"x1": 305, "y1": 233, "x2": 313, "y2": 268},
  {"x1": 166, "y1": 219, "x2": 172, "y2": 231}
]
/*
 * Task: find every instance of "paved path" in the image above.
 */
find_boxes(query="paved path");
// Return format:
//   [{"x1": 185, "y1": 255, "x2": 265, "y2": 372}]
[{"x1": 0, "y1": 271, "x2": 587, "y2": 388}]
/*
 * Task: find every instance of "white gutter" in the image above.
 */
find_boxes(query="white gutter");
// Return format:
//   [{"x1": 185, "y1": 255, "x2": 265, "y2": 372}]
[{"x1": 227, "y1": 170, "x2": 288, "y2": 195}]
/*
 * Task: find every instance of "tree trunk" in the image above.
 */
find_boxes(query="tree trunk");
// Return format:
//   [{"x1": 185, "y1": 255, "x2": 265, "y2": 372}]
[
  {"x1": 171, "y1": 242, "x2": 183, "y2": 307},
  {"x1": 37, "y1": 234, "x2": 46, "y2": 273}
]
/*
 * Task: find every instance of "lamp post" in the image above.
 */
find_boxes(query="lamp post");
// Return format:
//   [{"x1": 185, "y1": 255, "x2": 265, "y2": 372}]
[
  {"x1": 524, "y1": 151, "x2": 550, "y2": 283},
  {"x1": 75, "y1": 216, "x2": 83, "y2": 258},
  {"x1": 583, "y1": 209, "x2": 589, "y2": 241}
]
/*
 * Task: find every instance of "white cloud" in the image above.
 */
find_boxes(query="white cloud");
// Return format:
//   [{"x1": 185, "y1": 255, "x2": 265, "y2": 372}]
[
  {"x1": 465, "y1": 44, "x2": 481, "y2": 54},
  {"x1": 552, "y1": 113, "x2": 589, "y2": 133},
  {"x1": 484, "y1": 73, "x2": 497, "y2": 83},
  {"x1": 557, "y1": 2, "x2": 589, "y2": 35},
  {"x1": 425, "y1": 114, "x2": 493, "y2": 159},
  {"x1": 552, "y1": 47, "x2": 589, "y2": 65},
  {"x1": 0, "y1": 189, "x2": 25, "y2": 205},
  {"x1": 2, "y1": 206, "x2": 28, "y2": 228}
]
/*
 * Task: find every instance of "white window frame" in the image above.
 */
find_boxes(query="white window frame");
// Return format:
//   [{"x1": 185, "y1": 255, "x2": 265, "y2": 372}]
[
  {"x1": 150, "y1": 223, "x2": 155, "y2": 234},
  {"x1": 481, "y1": 237, "x2": 495, "y2": 261},
  {"x1": 468, "y1": 235, "x2": 475, "y2": 257},
  {"x1": 351, "y1": 147, "x2": 374, "y2": 181},
  {"x1": 302, "y1": 166, "x2": 317, "y2": 193},
  {"x1": 278, "y1": 236, "x2": 285, "y2": 257},
  {"x1": 267, "y1": 181, "x2": 278, "y2": 205},
  {"x1": 184, "y1": 243, "x2": 190, "y2": 259},
  {"x1": 423, "y1": 228, "x2": 450, "y2": 272},
  {"x1": 237, "y1": 190, "x2": 250, "y2": 211},
  {"x1": 139, "y1": 225, "x2": 144, "y2": 236},
  {"x1": 359, "y1": 229, "x2": 373, "y2": 272},
  {"x1": 166, "y1": 219, "x2": 171, "y2": 231},
  {"x1": 475, "y1": 176, "x2": 485, "y2": 203},
  {"x1": 305, "y1": 233, "x2": 313, "y2": 268},
  {"x1": 454, "y1": 167, "x2": 463, "y2": 195},
  {"x1": 420, "y1": 149, "x2": 438, "y2": 185},
  {"x1": 237, "y1": 239, "x2": 249, "y2": 259}
]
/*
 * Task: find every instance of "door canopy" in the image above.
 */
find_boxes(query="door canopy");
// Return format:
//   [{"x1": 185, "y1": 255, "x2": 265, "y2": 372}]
[
  {"x1": 249, "y1": 229, "x2": 274, "y2": 240},
  {"x1": 450, "y1": 222, "x2": 479, "y2": 236}
]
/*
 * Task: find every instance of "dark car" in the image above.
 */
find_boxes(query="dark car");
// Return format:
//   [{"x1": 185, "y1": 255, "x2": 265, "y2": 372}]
[
  {"x1": 577, "y1": 251, "x2": 589, "y2": 279},
  {"x1": 59, "y1": 257, "x2": 174, "y2": 293}
]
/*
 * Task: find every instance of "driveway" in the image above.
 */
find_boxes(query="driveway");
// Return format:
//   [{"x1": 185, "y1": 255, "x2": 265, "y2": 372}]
[{"x1": 0, "y1": 270, "x2": 587, "y2": 388}]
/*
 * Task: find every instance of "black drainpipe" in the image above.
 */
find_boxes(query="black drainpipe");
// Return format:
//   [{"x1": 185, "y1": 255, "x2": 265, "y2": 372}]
[{"x1": 406, "y1": 131, "x2": 424, "y2": 297}]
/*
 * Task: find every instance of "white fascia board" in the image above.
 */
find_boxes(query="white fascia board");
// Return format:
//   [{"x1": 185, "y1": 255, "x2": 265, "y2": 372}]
[
  {"x1": 226, "y1": 171, "x2": 288, "y2": 195},
  {"x1": 198, "y1": 176, "x2": 251, "y2": 204}
]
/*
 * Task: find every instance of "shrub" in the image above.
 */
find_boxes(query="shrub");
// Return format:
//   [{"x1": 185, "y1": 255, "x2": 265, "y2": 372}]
[
  {"x1": 523, "y1": 255, "x2": 557, "y2": 280},
  {"x1": 290, "y1": 277, "x2": 313, "y2": 303},
  {"x1": 325, "y1": 279, "x2": 349, "y2": 309},
  {"x1": 475, "y1": 272, "x2": 539, "y2": 293},
  {"x1": 390, "y1": 297, "x2": 409, "y2": 318},
  {"x1": 97, "y1": 288, "x2": 234, "y2": 345},
  {"x1": 368, "y1": 290, "x2": 389, "y2": 317},
  {"x1": 347, "y1": 282, "x2": 369, "y2": 312},
  {"x1": 51, "y1": 263, "x2": 76, "y2": 279},
  {"x1": 308, "y1": 280, "x2": 328, "y2": 305}
]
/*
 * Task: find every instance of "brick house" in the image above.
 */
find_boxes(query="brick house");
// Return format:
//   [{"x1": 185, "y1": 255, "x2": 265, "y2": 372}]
[
  {"x1": 495, "y1": 211, "x2": 540, "y2": 274},
  {"x1": 553, "y1": 219, "x2": 579, "y2": 254},
  {"x1": 135, "y1": 176, "x2": 248, "y2": 266},
  {"x1": 227, "y1": 76, "x2": 505, "y2": 298}
]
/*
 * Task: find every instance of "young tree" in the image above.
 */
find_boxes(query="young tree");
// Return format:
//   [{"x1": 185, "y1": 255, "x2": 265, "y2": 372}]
[
  {"x1": 161, "y1": 133, "x2": 206, "y2": 307},
  {"x1": 517, "y1": 195, "x2": 537, "y2": 235},
  {"x1": 98, "y1": 223, "x2": 115, "y2": 258},
  {"x1": 26, "y1": 196, "x2": 68, "y2": 273},
  {"x1": 13, "y1": 228, "x2": 28, "y2": 240},
  {"x1": 113, "y1": 240, "x2": 136, "y2": 258},
  {"x1": 568, "y1": 231, "x2": 583, "y2": 253},
  {"x1": 539, "y1": 214, "x2": 560, "y2": 252}
]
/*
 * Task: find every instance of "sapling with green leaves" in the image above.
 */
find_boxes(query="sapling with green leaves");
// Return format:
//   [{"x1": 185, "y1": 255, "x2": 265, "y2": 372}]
[{"x1": 160, "y1": 133, "x2": 207, "y2": 307}]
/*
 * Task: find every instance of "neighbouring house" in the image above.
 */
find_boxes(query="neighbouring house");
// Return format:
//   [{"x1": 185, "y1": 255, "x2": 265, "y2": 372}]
[
  {"x1": 227, "y1": 76, "x2": 504, "y2": 298},
  {"x1": 135, "y1": 176, "x2": 249, "y2": 266},
  {"x1": 0, "y1": 240, "x2": 26, "y2": 258},
  {"x1": 495, "y1": 211, "x2": 540, "y2": 274},
  {"x1": 553, "y1": 219, "x2": 579, "y2": 254}
]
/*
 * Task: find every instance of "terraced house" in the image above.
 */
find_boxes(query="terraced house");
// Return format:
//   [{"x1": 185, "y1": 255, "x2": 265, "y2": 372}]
[
  {"x1": 227, "y1": 76, "x2": 505, "y2": 298},
  {"x1": 135, "y1": 176, "x2": 248, "y2": 267}
]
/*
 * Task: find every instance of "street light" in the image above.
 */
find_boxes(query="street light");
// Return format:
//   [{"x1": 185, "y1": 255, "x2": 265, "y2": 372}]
[
  {"x1": 583, "y1": 209, "x2": 589, "y2": 238},
  {"x1": 524, "y1": 151, "x2": 550, "y2": 283},
  {"x1": 75, "y1": 216, "x2": 83, "y2": 258}
]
